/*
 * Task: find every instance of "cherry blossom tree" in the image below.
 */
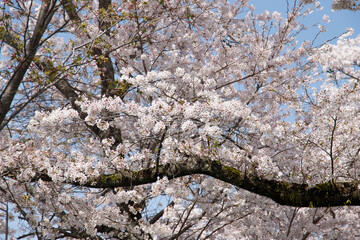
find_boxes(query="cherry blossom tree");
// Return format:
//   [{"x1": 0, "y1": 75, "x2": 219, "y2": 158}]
[{"x1": 0, "y1": 0, "x2": 360, "y2": 239}]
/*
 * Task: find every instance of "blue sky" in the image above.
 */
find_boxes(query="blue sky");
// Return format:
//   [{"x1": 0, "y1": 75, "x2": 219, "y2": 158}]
[{"x1": 249, "y1": 0, "x2": 359, "y2": 44}]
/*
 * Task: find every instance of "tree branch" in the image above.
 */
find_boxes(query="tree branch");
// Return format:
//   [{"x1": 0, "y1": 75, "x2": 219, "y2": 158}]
[
  {"x1": 149, "y1": 201, "x2": 175, "y2": 224},
  {"x1": 0, "y1": 0, "x2": 58, "y2": 129},
  {"x1": 62, "y1": 0, "x2": 116, "y2": 96},
  {"x1": 28, "y1": 156, "x2": 360, "y2": 208}
]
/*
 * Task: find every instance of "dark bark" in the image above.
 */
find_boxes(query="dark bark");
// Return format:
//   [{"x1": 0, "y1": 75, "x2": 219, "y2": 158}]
[
  {"x1": 0, "y1": 0, "x2": 58, "y2": 130},
  {"x1": 29, "y1": 156, "x2": 360, "y2": 208},
  {"x1": 62, "y1": 0, "x2": 116, "y2": 96}
]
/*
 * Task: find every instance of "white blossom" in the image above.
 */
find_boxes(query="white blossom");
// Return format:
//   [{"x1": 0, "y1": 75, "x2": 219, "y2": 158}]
[{"x1": 1, "y1": 0, "x2": 360, "y2": 238}]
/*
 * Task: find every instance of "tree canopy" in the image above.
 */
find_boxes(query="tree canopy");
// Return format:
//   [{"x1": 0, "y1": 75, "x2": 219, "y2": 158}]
[{"x1": 1, "y1": 0, "x2": 360, "y2": 239}]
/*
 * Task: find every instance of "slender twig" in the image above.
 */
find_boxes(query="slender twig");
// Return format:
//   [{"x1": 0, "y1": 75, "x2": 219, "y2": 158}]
[
  {"x1": 329, "y1": 116, "x2": 337, "y2": 176},
  {"x1": 286, "y1": 207, "x2": 299, "y2": 237},
  {"x1": 155, "y1": 126, "x2": 168, "y2": 178},
  {"x1": 149, "y1": 201, "x2": 175, "y2": 224}
]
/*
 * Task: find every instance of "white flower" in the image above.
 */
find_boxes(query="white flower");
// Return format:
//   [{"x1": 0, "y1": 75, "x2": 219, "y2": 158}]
[
  {"x1": 340, "y1": 27, "x2": 354, "y2": 39},
  {"x1": 96, "y1": 119, "x2": 109, "y2": 131},
  {"x1": 175, "y1": 67, "x2": 185, "y2": 77},
  {"x1": 199, "y1": 124, "x2": 222, "y2": 139},
  {"x1": 322, "y1": 14, "x2": 330, "y2": 23},
  {"x1": 58, "y1": 192, "x2": 71, "y2": 204},
  {"x1": 318, "y1": 24, "x2": 327, "y2": 32},
  {"x1": 181, "y1": 120, "x2": 196, "y2": 132},
  {"x1": 153, "y1": 121, "x2": 166, "y2": 134}
]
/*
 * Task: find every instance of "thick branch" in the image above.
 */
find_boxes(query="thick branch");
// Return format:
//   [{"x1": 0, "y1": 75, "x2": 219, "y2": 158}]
[
  {"x1": 0, "y1": 1, "x2": 58, "y2": 129},
  {"x1": 62, "y1": 0, "x2": 115, "y2": 96},
  {"x1": 30, "y1": 157, "x2": 360, "y2": 208}
]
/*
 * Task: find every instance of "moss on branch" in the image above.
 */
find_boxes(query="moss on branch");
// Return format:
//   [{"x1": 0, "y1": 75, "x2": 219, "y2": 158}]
[{"x1": 28, "y1": 157, "x2": 360, "y2": 207}]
